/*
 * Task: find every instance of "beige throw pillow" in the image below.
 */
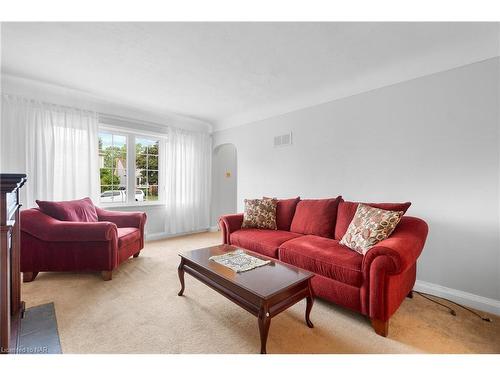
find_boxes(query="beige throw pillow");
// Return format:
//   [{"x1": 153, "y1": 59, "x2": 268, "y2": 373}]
[
  {"x1": 340, "y1": 203, "x2": 403, "y2": 255},
  {"x1": 241, "y1": 198, "x2": 277, "y2": 230}
]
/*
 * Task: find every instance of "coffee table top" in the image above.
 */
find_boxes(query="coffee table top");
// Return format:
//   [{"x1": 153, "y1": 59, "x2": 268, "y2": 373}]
[{"x1": 179, "y1": 244, "x2": 314, "y2": 299}]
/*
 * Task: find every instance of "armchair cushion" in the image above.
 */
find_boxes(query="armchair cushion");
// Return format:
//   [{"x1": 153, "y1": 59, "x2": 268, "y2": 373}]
[
  {"x1": 118, "y1": 227, "x2": 141, "y2": 247},
  {"x1": 36, "y1": 197, "x2": 98, "y2": 222}
]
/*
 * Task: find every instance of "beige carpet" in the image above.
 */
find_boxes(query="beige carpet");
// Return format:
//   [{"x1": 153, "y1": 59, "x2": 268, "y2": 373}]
[{"x1": 22, "y1": 232, "x2": 500, "y2": 354}]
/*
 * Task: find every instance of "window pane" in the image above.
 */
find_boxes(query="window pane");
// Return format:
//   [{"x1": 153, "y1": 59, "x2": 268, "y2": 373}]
[
  {"x1": 135, "y1": 189, "x2": 145, "y2": 202},
  {"x1": 100, "y1": 168, "x2": 117, "y2": 186},
  {"x1": 136, "y1": 152, "x2": 147, "y2": 170},
  {"x1": 136, "y1": 137, "x2": 155, "y2": 153},
  {"x1": 135, "y1": 137, "x2": 160, "y2": 202},
  {"x1": 147, "y1": 155, "x2": 158, "y2": 170},
  {"x1": 136, "y1": 140, "x2": 147, "y2": 155},
  {"x1": 99, "y1": 132, "x2": 128, "y2": 204},
  {"x1": 149, "y1": 140, "x2": 159, "y2": 155},
  {"x1": 146, "y1": 185, "x2": 159, "y2": 201},
  {"x1": 113, "y1": 134, "x2": 127, "y2": 151},
  {"x1": 112, "y1": 186, "x2": 127, "y2": 203},
  {"x1": 99, "y1": 132, "x2": 113, "y2": 152},
  {"x1": 114, "y1": 153, "x2": 127, "y2": 170},
  {"x1": 101, "y1": 153, "x2": 114, "y2": 168},
  {"x1": 147, "y1": 170, "x2": 158, "y2": 184},
  {"x1": 100, "y1": 185, "x2": 113, "y2": 194},
  {"x1": 113, "y1": 168, "x2": 127, "y2": 186}
]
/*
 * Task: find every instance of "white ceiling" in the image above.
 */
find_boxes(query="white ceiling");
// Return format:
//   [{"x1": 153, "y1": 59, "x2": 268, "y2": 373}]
[{"x1": 2, "y1": 22, "x2": 499, "y2": 131}]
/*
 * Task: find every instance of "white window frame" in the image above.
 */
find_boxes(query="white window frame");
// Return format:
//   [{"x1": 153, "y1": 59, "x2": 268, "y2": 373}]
[{"x1": 98, "y1": 124, "x2": 166, "y2": 208}]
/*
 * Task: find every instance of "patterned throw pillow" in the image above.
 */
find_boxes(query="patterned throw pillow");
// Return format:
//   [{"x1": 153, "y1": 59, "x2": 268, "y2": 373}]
[
  {"x1": 241, "y1": 198, "x2": 278, "y2": 230},
  {"x1": 340, "y1": 204, "x2": 403, "y2": 255}
]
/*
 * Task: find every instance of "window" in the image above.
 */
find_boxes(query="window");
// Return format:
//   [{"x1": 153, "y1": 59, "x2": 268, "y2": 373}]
[
  {"x1": 98, "y1": 130, "x2": 162, "y2": 205},
  {"x1": 136, "y1": 137, "x2": 159, "y2": 202},
  {"x1": 99, "y1": 132, "x2": 127, "y2": 203}
]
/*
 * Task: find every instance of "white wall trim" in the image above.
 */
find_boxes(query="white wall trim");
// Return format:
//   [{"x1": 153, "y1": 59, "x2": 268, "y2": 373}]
[
  {"x1": 208, "y1": 226, "x2": 220, "y2": 232},
  {"x1": 414, "y1": 280, "x2": 500, "y2": 316},
  {"x1": 146, "y1": 229, "x2": 211, "y2": 241}
]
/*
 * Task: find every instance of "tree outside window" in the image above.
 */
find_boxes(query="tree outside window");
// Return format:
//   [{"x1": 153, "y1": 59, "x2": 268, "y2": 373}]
[
  {"x1": 99, "y1": 132, "x2": 127, "y2": 203},
  {"x1": 136, "y1": 137, "x2": 159, "y2": 201}
]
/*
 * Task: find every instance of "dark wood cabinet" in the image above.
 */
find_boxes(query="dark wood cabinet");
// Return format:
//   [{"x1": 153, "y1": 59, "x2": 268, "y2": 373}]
[{"x1": 0, "y1": 173, "x2": 27, "y2": 354}]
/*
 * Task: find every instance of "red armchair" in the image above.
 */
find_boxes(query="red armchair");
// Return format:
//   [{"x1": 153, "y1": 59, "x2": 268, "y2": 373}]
[{"x1": 20, "y1": 205, "x2": 147, "y2": 281}]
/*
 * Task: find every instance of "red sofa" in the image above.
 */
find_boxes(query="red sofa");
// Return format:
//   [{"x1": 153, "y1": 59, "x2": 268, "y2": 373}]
[
  {"x1": 20, "y1": 200, "x2": 147, "y2": 282},
  {"x1": 219, "y1": 197, "x2": 428, "y2": 337}
]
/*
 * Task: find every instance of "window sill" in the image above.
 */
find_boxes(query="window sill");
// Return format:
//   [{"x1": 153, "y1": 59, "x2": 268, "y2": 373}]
[{"x1": 98, "y1": 202, "x2": 165, "y2": 209}]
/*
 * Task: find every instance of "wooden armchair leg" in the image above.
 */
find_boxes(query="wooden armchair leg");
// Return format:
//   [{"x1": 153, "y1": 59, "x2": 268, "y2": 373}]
[
  {"x1": 23, "y1": 271, "x2": 39, "y2": 283},
  {"x1": 407, "y1": 290, "x2": 414, "y2": 299},
  {"x1": 101, "y1": 271, "x2": 113, "y2": 281},
  {"x1": 133, "y1": 251, "x2": 140, "y2": 258},
  {"x1": 371, "y1": 318, "x2": 389, "y2": 337}
]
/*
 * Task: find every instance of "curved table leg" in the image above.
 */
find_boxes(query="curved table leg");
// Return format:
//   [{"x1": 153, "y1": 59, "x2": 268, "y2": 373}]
[
  {"x1": 177, "y1": 258, "x2": 185, "y2": 296},
  {"x1": 305, "y1": 283, "x2": 314, "y2": 328},
  {"x1": 258, "y1": 305, "x2": 271, "y2": 354}
]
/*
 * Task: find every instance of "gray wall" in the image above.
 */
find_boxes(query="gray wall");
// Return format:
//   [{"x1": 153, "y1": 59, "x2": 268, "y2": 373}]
[{"x1": 213, "y1": 58, "x2": 500, "y2": 301}]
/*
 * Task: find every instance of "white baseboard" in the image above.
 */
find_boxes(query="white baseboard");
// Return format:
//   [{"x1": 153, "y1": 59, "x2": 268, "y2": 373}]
[
  {"x1": 414, "y1": 280, "x2": 500, "y2": 316},
  {"x1": 208, "y1": 226, "x2": 220, "y2": 232},
  {"x1": 146, "y1": 228, "x2": 210, "y2": 241}
]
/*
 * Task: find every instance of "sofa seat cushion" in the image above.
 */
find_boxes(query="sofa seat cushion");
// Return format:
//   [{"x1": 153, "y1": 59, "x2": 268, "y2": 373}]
[
  {"x1": 117, "y1": 227, "x2": 141, "y2": 247},
  {"x1": 278, "y1": 235, "x2": 363, "y2": 287},
  {"x1": 230, "y1": 229, "x2": 303, "y2": 258}
]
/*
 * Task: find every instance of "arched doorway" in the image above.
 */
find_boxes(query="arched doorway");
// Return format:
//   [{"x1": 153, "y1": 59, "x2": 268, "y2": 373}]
[{"x1": 211, "y1": 143, "x2": 237, "y2": 227}]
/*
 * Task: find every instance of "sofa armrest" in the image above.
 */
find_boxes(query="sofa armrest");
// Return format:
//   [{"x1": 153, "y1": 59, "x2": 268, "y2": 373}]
[
  {"x1": 21, "y1": 208, "x2": 117, "y2": 242},
  {"x1": 218, "y1": 213, "x2": 244, "y2": 244},
  {"x1": 95, "y1": 207, "x2": 147, "y2": 229},
  {"x1": 362, "y1": 216, "x2": 429, "y2": 276}
]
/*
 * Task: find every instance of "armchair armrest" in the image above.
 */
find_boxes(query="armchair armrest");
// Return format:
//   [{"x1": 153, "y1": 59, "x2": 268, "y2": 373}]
[
  {"x1": 21, "y1": 208, "x2": 117, "y2": 242},
  {"x1": 95, "y1": 207, "x2": 147, "y2": 229},
  {"x1": 362, "y1": 216, "x2": 429, "y2": 276},
  {"x1": 218, "y1": 213, "x2": 244, "y2": 244}
]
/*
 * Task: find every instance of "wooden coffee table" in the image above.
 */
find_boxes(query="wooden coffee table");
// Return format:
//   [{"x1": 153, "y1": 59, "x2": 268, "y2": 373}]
[{"x1": 177, "y1": 244, "x2": 314, "y2": 354}]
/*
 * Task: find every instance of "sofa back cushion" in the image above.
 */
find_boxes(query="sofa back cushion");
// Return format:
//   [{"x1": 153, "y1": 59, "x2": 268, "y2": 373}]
[
  {"x1": 334, "y1": 201, "x2": 411, "y2": 240},
  {"x1": 264, "y1": 197, "x2": 300, "y2": 231},
  {"x1": 36, "y1": 197, "x2": 98, "y2": 222},
  {"x1": 290, "y1": 197, "x2": 342, "y2": 238}
]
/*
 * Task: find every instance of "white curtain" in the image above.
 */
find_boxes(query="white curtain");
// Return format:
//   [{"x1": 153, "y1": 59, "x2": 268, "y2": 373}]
[
  {"x1": 164, "y1": 127, "x2": 212, "y2": 234},
  {"x1": 1, "y1": 95, "x2": 100, "y2": 208}
]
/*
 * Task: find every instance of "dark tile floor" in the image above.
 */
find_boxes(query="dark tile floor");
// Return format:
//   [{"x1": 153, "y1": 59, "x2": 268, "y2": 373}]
[{"x1": 17, "y1": 303, "x2": 62, "y2": 354}]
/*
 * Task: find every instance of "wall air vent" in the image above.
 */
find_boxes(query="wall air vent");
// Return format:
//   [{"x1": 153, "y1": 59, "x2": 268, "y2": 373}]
[{"x1": 273, "y1": 132, "x2": 293, "y2": 148}]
